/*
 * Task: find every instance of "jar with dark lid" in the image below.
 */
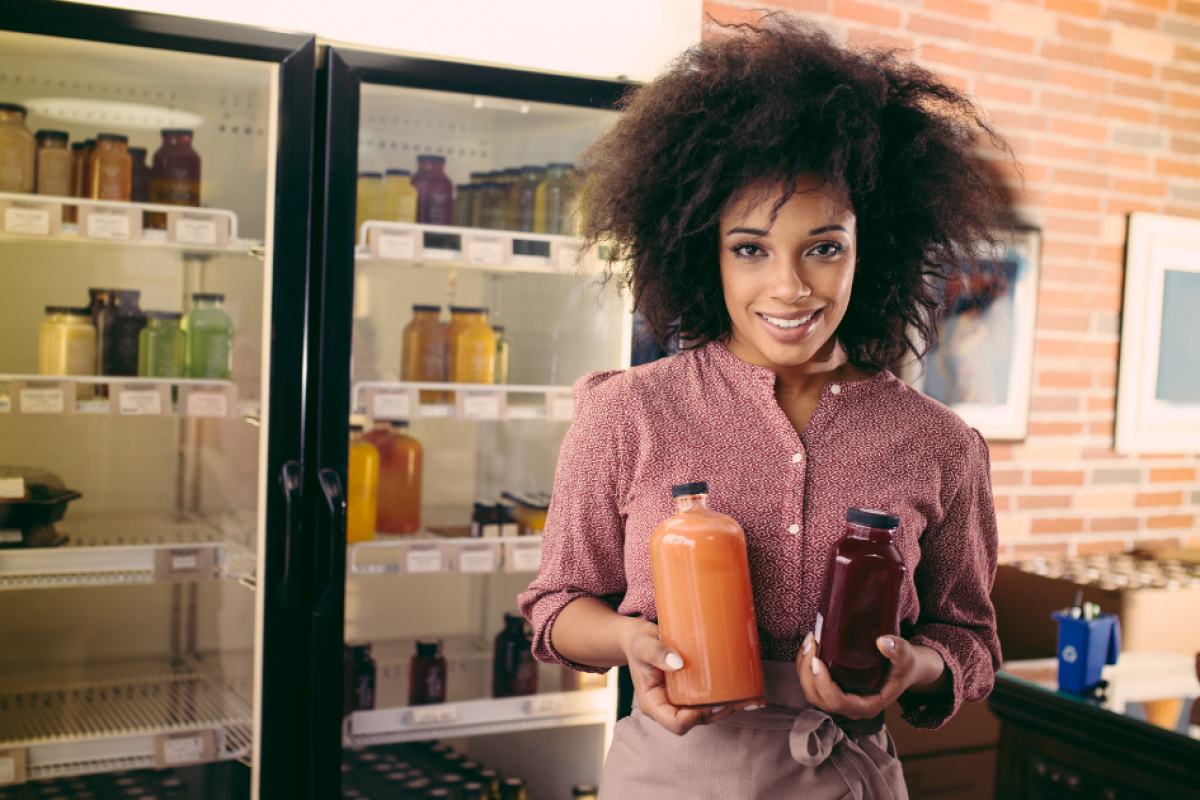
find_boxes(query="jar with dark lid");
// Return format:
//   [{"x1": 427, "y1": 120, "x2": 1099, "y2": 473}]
[
  {"x1": 408, "y1": 638, "x2": 447, "y2": 706},
  {"x1": 91, "y1": 133, "x2": 131, "y2": 201},
  {"x1": 493, "y1": 612, "x2": 537, "y2": 698},
  {"x1": 138, "y1": 311, "x2": 184, "y2": 378},
  {"x1": 148, "y1": 128, "x2": 200, "y2": 228},
  {"x1": 35, "y1": 130, "x2": 71, "y2": 196},
  {"x1": 499, "y1": 777, "x2": 527, "y2": 800},
  {"x1": 129, "y1": 147, "x2": 150, "y2": 203},
  {"x1": 0, "y1": 103, "x2": 35, "y2": 193},
  {"x1": 573, "y1": 785, "x2": 600, "y2": 800},
  {"x1": 96, "y1": 290, "x2": 147, "y2": 377}
]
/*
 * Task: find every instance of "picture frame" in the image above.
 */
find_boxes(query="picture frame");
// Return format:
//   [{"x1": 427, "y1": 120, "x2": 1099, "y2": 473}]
[
  {"x1": 1115, "y1": 213, "x2": 1200, "y2": 454},
  {"x1": 905, "y1": 226, "x2": 1042, "y2": 441}
]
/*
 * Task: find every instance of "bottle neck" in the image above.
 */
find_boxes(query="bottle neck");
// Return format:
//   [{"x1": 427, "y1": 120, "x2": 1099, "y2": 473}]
[
  {"x1": 194, "y1": 299, "x2": 223, "y2": 309},
  {"x1": 163, "y1": 135, "x2": 192, "y2": 148},
  {"x1": 673, "y1": 493, "x2": 709, "y2": 513},
  {"x1": 848, "y1": 523, "x2": 896, "y2": 543}
]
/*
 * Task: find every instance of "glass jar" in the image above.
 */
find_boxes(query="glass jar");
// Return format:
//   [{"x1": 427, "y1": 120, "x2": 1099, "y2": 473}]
[
  {"x1": 355, "y1": 172, "x2": 383, "y2": 240},
  {"x1": 448, "y1": 308, "x2": 496, "y2": 384},
  {"x1": 347, "y1": 426, "x2": 379, "y2": 544},
  {"x1": 91, "y1": 133, "x2": 132, "y2": 201},
  {"x1": 400, "y1": 304, "x2": 448, "y2": 402},
  {"x1": 412, "y1": 155, "x2": 453, "y2": 225},
  {"x1": 536, "y1": 163, "x2": 576, "y2": 234},
  {"x1": 128, "y1": 147, "x2": 151, "y2": 203},
  {"x1": 514, "y1": 166, "x2": 546, "y2": 232},
  {"x1": 34, "y1": 130, "x2": 71, "y2": 197},
  {"x1": 182, "y1": 293, "x2": 234, "y2": 380},
  {"x1": 382, "y1": 168, "x2": 417, "y2": 223},
  {"x1": 38, "y1": 307, "x2": 97, "y2": 396},
  {"x1": 0, "y1": 103, "x2": 36, "y2": 193},
  {"x1": 476, "y1": 182, "x2": 506, "y2": 230},
  {"x1": 407, "y1": 639, "x2": 447, "y2": 706},
  {"x1": 97, "y1": 290, "x2": 147, "y2": 377},
  {"x1": 137, "y1": 311, "x2": 184, "y2": 378},
  {"x1": 363, "y1": 421, "x2": 423, "y2": 535},
  {"x1": 148, "y1": 129, "x2": 201, "y2": 228},
  {"x1": 452, "y1": 184, "x2": 474, "y2": 227},
  {"x1": 493, "y1": 613, "x2": 537, "y2": 698}
]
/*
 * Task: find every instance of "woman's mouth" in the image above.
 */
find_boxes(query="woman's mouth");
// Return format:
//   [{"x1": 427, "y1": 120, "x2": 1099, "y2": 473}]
[{"x1": 756, "y1": 308, "x2": 823, "y2": 341}]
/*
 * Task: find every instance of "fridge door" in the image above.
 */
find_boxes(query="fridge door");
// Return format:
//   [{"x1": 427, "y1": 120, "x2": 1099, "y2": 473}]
[
  {"x1": 311, "y1": 49, "x2": 632, "y2": 800},
  {"x1": 0, "y1": 4, "x2": 314, "y2": 799}
]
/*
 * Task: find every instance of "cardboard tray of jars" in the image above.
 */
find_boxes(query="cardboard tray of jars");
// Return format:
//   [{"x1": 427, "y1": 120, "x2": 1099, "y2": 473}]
[
  {"x1": 0, "y1": 510, "x2": 256, "y2": 590},
  {"x1": 0, "y1": 653, "x2": 253, "y2": 783},
  {"x1": 343, "y1": 636, "x2": 613, "y2": 747},
  {"x1": 350, "y1": 381, "x2": 575, "y2": 423},
  {"x1": 0, "y1": 376, "x2": 258, "y2": 419},
  {"x1": 0, "y1": 193, "x2": 262, "y2": 254}
]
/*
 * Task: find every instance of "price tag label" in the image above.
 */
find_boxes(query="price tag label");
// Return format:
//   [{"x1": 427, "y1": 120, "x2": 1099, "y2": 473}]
[
  {"x1": 466, "y1": 234, "x2": 506, "y2": 265},
  {"x1": 409, "y1": 705, "x2": 458, "y2": 726},
  {"x1": 454, "y1": 543, "x2": 500, "y2": 574},
  {"x1": 402, "y1": 543, "x2": 445, "y2": 574},
  {"x1": 0, "y1": 747, "x2": 27, "y2": 786},
  {"x1": 546, "y1": 390, "x2": 574, "y2": 421},
  {"x1": 154, "y1": 729, "x2": 216, "y2": 768},
  {"x1": 368, "y1": 226, "x2": 419, "y2": 260},
  {"x1": 79, "y1": 204, "x2": 141, "y2": 242},
  {"x1": 180, "y1": 384, "x2": 238, "y2": 418},
  {"x1": 154, "y1": 547, "x2": 216, "y2": 583},
  {"x1": 456, "y1": 389, "x2": 506, "y2": 421},
  {"x1": 365, "y1": 387, "x2": 419, "y2": 421},
  {"x1": 109, "y1": 382, "x2": 170, "y2": 417},
  {"x1": 168, "y1": 210, "x2": 229, "y2": 248},
  {"x1": 10, "y1": 380, "x2": 76, "y2": 415},
  {"x1": 0, "y1": 198, "x2": 60, "y2": 237},
  {"x1": 0, "y1": 478, "x2": 24, "y2": 499},
  {"x1": 505, "y1": 541, "x2": 543, "y2": 573},
  {"x1": 527, "y1": 695, "x2": 567, "y2": 716}
]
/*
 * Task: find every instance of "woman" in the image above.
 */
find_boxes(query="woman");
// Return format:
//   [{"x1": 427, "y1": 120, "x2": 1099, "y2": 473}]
[{"x1": 519, "y1": 15, "x2": 1007, "y2": 798}]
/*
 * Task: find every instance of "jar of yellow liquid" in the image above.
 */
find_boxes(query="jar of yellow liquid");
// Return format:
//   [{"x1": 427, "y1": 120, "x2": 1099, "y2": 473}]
[
  {"x1": 355, "y1": 172, "x2": 384, "y2": 242},
  {"x1": 401, "y1": 304, "x2": 448, "y2": 403},
  {"x1": 347, "y1": 424, "x2": 380, "y2": 544},
  {"x1": 382, "y1": 169, "x2": 417, "y2": 223},
  {"x1": 535, "y1": 163, "x2": 576, "y2": 234},
  {"x1": 38, "y1": 306, "x2": 97, "y2": 399},
  {"x1": 449, "y1": 308, "x2": 497, "y2": 384}
]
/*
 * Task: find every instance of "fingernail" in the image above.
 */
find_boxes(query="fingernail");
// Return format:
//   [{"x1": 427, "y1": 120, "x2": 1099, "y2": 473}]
[
  {"x1": 743, "y1": 703, "x2": 763, "y2": 711},
  {"x1": 880, "y1": 636, "x2": 896, "y2": 651},
  {"x1": 664, "y1": 653, "x2": 684, "y2": 671},
  {"x1": 812, "y1": 658, "x2": 821, "y2": 676},
  {"x1": 802, "y1": 633, "x2": 813, "y2": 656},
  {"x1": 710, "y1": 705, "x2": 726, "y2": 714}
]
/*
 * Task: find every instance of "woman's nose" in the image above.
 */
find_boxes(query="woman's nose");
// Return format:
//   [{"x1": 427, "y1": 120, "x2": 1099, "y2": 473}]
[{"x1": 770, "y1": 257, "x2": 812, "y2": 303}]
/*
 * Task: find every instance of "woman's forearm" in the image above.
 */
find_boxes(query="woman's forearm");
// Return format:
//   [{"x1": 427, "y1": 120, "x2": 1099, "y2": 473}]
[{"x1": 550, "y1": 596, "x2": 657, "y2": 669}]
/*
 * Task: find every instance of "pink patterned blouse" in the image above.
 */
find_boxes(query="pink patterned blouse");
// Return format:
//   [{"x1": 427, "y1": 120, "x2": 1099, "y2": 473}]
[{"x1": 519, "y1": 340, "x2": 1000, "y2": 728}]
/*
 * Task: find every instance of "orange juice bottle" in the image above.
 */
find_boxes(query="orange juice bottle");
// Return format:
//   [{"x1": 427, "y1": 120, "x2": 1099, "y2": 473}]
[
  {"x1": 91, "y1": 134, "x2": 132, "y2": 201},
  {"x1": 364, "y1": 421, "x2": 423, "y2": 535},
  {"x1": 450, "y1": 308, "x2": 497, "y2": 385},
  {"x1": 650, "y1": 481, "x2": 763, "y2": 707},
  {"x1": 401, "y1": 304, "x2": 448, "y2": 403},
  {"x1": 347, "y1": 424, "x2": 380, "y2": 544}
]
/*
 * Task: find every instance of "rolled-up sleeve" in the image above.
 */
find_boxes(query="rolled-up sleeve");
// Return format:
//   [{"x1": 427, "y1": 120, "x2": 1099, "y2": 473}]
[
  {"x1": 900, "y1": 429, "x2": 1001, "y2": 728},
  {"x1": 518, "y1": 371, "x2": 630, "y2": 673}
]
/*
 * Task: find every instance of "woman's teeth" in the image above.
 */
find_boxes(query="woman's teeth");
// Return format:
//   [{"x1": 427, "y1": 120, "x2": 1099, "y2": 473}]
[{"x1": 761, "y1": 311, "x2": 816, "y2": 329}]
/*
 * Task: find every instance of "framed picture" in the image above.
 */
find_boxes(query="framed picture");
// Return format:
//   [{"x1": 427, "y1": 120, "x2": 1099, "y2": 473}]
[
  {"x1": 1115, "y1": 213, "x2": 1200, "y2": 453},
  {"x1": 906, "y1": 227, "x2": 1042, "y2": 441}
]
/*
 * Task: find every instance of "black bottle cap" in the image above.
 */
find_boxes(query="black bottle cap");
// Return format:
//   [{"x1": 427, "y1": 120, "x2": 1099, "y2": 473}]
[
  {"x1": 415, "y1": 639, "x2": 442, "y2": 657},
  {"x1": 71, "y1": 142, "x2": 86, "y2": 151},
  {"x1": 671, "y1": 481, "x2": 708, "y2": 498},
  {"x1": 357, "y1": 171, "x2": 383, "y2": 179},
  {"x1": 573, "y1": 787, "x2": 599, "y2": 797},
  {"x1": 36, "y1": 130, "x2": 69, "y2": 142},
  {"x1": 44, "y1": 305, "x2": 92, "y2": 316},
  {"x1": 548, "y1": 162, "x2": 575, "y2": 169},
  {"x1": 386, "y1": 168, "x2": 412, "y2": 176},
  {"x1": 191, "y1": 292, "x2": 225, "y2": 302},
  {"x1": 346, "y1": 640, "x2": 372, "y2": 656},
  {"x1": 417, "y1": 154, "x2": 446, "y2": 163},
  {"x1": 846, "y1": 508, "x2": 900, "y2": 529},
  {"x1": 128, "y1": 146, "x2": 147, "y2": 158},
  {"x1": 112, "y1": 289, "x2": 141, "y2": 304},
  {"x1": 145, "y1": 310, "x2": 182, "y2": 321},
  {"x1": 412, "y1": 304, "x2": 440, "y2": 312},
  {"x1": 0, "y1": 103, "x2": 28, "y2": 114},
  {"x1": 161, "y1": 129, "x2": 193, "y2": 137},
  {"x1": 96, "y1": 133, "x2": 128, "y2": 143}
]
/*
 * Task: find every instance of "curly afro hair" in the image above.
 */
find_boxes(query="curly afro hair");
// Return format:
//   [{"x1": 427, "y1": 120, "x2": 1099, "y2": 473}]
[{"x1": 579, "y1": 14, "x2": 1015, "y2": 370}]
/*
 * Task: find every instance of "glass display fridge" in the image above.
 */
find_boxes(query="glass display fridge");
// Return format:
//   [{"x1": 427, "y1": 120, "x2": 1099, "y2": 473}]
[
  {"x1": 0, "y1": 3, "x2": 315, "y2": 799},
  {"x1": 308, "y1": 49, "x2": 633, "y2": 800}
]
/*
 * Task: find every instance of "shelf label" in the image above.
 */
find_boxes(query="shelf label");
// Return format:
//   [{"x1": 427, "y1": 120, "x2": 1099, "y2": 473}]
[
  {"x1": 365, "y1": 387, "x2": 419, "y2": 421},
  {"x1": 527, "y1": 695, "x2": 567, "y2": 716},
  {"x1": 155, "y1": 729, "x2": 216, "y2": 768},
  {"x1": 456, "y1": 389, "x2": 506, "y2": 421},
  {"x1": 0, "y1": 531, "x2": 21, "y2": 545},
  {"x1": 454, "y1": 542, "x2": 500, "y2": 574},
  {"x1": 109, "y1": 382, "x2": 170, "y2": 417},
  {"x1": 368, "y1": 225, "x2": 419, "y2": 260},
  {"x1": 79, "y1": 204, "x2": 142, "y2": 242},
  {"x1": 421, "y1": 231, "x2": 462, "y2": 260},
  {"x1": 466, "y1": 234, "x2": 506, "y2": 265},
  {"x1": 546, "y1": 390, "x2": 574, "y2": 421},
  {"x1": 0, "y1": 478, "x2": 25, "y2": 499},
  {"x1": 10, "y1": 380, "x2": 76, "y2": 415},
  {"x1": 1, "y1": 199, "x2": 60, "y2": 238},
  {"x1": 168, "y1": 210, "x2": 229, "y2": 248},
  {"x1": 180, "y1": 384, "x2": 238, "y2": 418},
  {"x1": 402, "y1": 543, "x2": 445, "y2": 574},
  {"x1": 0, "y1": 747, "x2": 27, "y2": 786},
  {"x1": 408, "y1": 705, "x2": 459, "y2": 726},
  {"x1": 155, "y1": 547, "x2": 216, "y2": 583},
  {"x1": 505, "y1": 541, "x2": 543, "y2": 573},
  {"x1": 511, "y1": 238, "x2": 553, "y2": 266}
]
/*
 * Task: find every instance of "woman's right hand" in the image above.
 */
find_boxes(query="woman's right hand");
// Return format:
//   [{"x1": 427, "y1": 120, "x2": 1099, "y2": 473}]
[{"x1": 620, "y1": 620, "x2": 752, "y2": 736}]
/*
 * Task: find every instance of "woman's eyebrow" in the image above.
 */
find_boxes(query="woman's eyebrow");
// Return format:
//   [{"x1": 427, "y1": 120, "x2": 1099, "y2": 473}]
[
  {"x1": 807, "y1": 225, "x2": 848, "y2": 235},
  {"x1": 725, "y1": 226, "x2": 769, "y2": 236},
  {"x1": 724, "y1": 224, "x2": 850, "y2": 237}
]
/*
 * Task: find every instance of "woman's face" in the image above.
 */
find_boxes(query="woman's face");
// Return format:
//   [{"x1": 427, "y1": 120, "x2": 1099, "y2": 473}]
[{"x1": 718, "y1": 178, "x2": 857, "y2": 373}]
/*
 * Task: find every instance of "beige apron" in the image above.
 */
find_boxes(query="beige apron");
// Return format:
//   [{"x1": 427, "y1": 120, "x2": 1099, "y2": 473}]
[{"x1": 599, "y1": 661, "x2": 909, "y2": 800}]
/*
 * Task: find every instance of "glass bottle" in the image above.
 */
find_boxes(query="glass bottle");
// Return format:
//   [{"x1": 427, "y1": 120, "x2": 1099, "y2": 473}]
[
  {"x1": 477, "y1": 182, "x2": 505, "y2": 230},
  {"x1": 535, "y1": 163, "x2": 576, "y2": 235},
  {"x1": 493, "y1": 326, "x2": 509, "y2": 385},
  {"x1": 67, "y1": 141, "x2": 87, "y2": 221},
  {"x1": 412, "y1": 155, "x2": 453, "y2": 225},
  {"x1": 815, "y1": 508, "x2": 907, "y2": 695},
  {"x1": 34, "y1": 130, "x2": 71, "y2": 197},
  {"x1": 347, "y1": 425, "x2": 380, "y2": 544},
  {"x1": 493, "y1": 612, "x2": 537, "y2": 698},
  {"x1": 452, "y1": 184, "x2": 474, "y2": 227},
  {"x1": 0, "y1": 103, "x2": 35, "y2": 193},
  {"x1": 650, "y1": 481, "x2": 763, "y2": 707},
  {"x1": 407, "y1": 639, "x2": 447, "y2": 706},
  {"x1": 80, "y1": 138, "x2": 96, "y2": 198},
  {"x1": 137, "y1": 311, "x2": 185, "y2": 379},
  {"x1": 499, "y1": 777, "x2": 527, "y2": 800},
  {"x1": 499, "y1": 168, "x2": 521, "y2": 231},
  {"x1": 182, "y1": 292, "x2": 234, "y2": 380},
  {"x1": 97, "y1": 290, "x2": 148, "y2": 377},
  {"x1": 573, "y1": 786, "x2": 599, "y2": 800},
  {"x1": 355, "y1": 172, "x2": 383, "y2": 240},
  {"x1": 382, "y1": 168, "x2": 417, "y2": 223},
  {"x1": 38, "y1": 307, "x2": 96, "y2": 397},
  {"x1": 449, "y1": 308, "x2": 496, "y2": 385},
  {"x1": 128, "y1": 147, "x2": 151, "y2": 203},
  {"x1": 363, "y1": 421, "x2": 423, "y2": 535},
  {"x1": 401, "y1": 304, "x2": 448, "y2": 403},
  {"x1": 514, "y1": 166, "x2": 546, "y2": 232},
  {"x1": 148, "y1": 129, "x2": 201, "y2": 228},
  {"x1": 90, "y1": 133, "x2": 132, "y2": 201},
  {"x1": 343, "y1": 641, "x2": 377, "y2": 713}
]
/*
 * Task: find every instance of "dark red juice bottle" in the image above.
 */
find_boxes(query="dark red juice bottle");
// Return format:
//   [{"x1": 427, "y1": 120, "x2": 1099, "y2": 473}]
[
  {"x1": 408, "y1": 639, "x2": 447, "y2": 705},
  {"x1": 412, "y1": 154, "x2": 453, "y2": 225},
  {"x1": 149, "y1": 129, "x2": 201, "y2": 229},
  {"x1": 493, "y1": 612, "x2": 538, "y2": 697},
  {"x1": 815, "y1": 508, "x2": 907, "y2": 695}
]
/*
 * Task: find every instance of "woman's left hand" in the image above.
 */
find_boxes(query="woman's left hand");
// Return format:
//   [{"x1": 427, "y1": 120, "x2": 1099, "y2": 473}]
[{"x1": 796, "y1": 633, "x2": 948, "y2": 720}]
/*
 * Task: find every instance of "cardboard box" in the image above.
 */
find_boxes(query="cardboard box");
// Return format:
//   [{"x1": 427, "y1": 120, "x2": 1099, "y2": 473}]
[
  {"x1": 885, "y1": 699, "x2": 999, "y2": 758},
  {"x1": 901, "y1": 748, "x2": 997, "y2": 800}
]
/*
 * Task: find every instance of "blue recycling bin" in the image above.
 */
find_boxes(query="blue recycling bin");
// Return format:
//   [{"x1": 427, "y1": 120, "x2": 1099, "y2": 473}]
[{"x1": 1051, "y1": 610, "x2": 1121, "y2": 694}]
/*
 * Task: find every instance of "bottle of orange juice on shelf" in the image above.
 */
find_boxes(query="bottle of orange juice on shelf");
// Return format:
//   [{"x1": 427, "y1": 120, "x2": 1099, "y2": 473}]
[
  {"x1": 449, "y1": 308, "x2": 497, "y2": 385},
  {"x1": 401, "y1": 304, "x2": 448, "y2": 403},
  {"x1": 91, "y1": 133, "x2": 132, "y2": 201},
  {"x1": 364, "y1": 421, "x2": 423, "y2": 534},
  {"x1": 347, "y1": 423, "x2": 380, "y2": 544},
  {"x1": 650, "y1": 481, "x2": 763, "y2": 707}
]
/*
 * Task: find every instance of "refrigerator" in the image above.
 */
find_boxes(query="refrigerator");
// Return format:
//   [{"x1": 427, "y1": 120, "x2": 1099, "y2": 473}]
[
  {"x1": 0, "y1": 3, "x2": 316, "y2": 800},
  {"x1": 308, "y1": 48, "x2": 633, "y2": 800}
]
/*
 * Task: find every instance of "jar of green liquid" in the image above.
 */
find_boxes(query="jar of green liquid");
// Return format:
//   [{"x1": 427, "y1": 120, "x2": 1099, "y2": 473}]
[
  {"x1": 138, "y1": 311, "x2": 184, "y2": 378},
  {"x1": 182, "y1": 293, "x2": 234, "y2": 380}
]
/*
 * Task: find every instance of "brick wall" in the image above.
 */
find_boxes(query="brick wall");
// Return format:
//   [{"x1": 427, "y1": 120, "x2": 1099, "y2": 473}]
[{"x1": 701, "y1": 0, "x2": 1200, "y2": 559}]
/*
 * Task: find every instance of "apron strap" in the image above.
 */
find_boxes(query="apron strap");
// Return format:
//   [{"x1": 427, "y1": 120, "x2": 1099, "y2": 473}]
[{"x1": 788, "y1": 709, "x2": 898, "y2": 800}]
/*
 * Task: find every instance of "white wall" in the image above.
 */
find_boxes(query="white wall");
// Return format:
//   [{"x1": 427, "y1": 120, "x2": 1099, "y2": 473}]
[{"x1": 73, "y1": 0, "x2": 701, "y2": 83}]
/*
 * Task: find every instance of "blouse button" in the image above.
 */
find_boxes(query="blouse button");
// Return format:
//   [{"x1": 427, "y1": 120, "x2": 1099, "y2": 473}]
[
  {"x1": 788, "y1": 524, "x2": 800, "y2": 534},
  {"x1": 792, "y1": 452, "x2": 804, "y2": 463},
  {"x1": 830, "y1": 384, "x2": 841, "y2": 395}
]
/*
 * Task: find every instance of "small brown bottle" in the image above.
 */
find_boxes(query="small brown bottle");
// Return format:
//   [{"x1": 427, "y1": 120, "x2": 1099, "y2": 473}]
[
  {"x1": 493, "y1": 612, "x2": 538, "y2": 698},
  {"x1": 343, "y1": 641, "x2": 377, "y2": 713},
  {"x1": 408, "y1": 639, "x2": 447, "y2": 706}
]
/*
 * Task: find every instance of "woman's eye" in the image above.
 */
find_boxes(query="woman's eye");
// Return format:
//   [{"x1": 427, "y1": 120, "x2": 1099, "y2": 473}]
[
  {"x1": 732, "y1": 243, "x2": 763, "y2": 259},
  {"x1": 810, "y1": 242, "x2": 845, "y2": 258}
]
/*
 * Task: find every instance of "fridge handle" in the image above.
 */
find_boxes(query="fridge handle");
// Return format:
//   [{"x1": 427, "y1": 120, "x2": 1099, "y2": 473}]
[
  {"x1": 277, "y1": 460, "x2": 304, "y2": 610},
  {"x1": 315, "y1": 467, "x2": 345, "y2": 616}
]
